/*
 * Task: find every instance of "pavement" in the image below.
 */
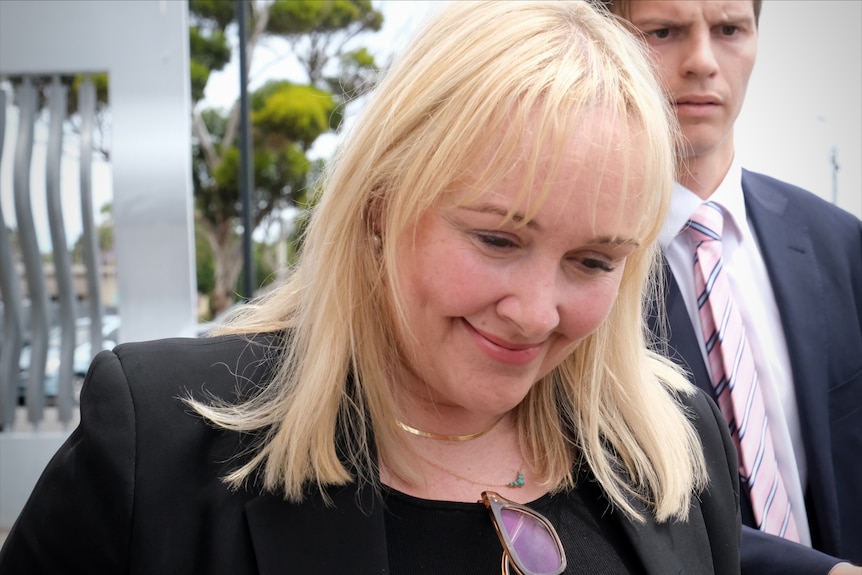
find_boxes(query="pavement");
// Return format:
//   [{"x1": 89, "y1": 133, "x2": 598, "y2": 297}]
[{"x1": 7, "y1": 405, "x2": 80, "y2": 434}]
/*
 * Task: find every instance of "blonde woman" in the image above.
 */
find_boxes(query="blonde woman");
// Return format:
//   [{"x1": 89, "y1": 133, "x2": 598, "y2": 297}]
[{"x1": 1, "y1": 2, "x2": 740, "y2": 573}]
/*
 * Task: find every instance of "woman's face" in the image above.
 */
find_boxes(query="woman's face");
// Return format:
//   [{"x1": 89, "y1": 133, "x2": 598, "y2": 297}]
[{"x1": 392, "y1": 114, "x2": 645, "y2": 421}]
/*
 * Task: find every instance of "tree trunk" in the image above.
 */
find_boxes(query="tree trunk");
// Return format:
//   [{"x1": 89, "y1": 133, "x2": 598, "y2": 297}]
[{"x1": 204, "y1": 220, "x2": 244, "y2": 317}]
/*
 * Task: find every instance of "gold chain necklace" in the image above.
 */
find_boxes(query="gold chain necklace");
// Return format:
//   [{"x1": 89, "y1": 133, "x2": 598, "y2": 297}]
[
  {"x1": 396, "y1": 416, "x2": 504, "y2": 442},
  {"x1": 416, "y1": 451, "x2": 525, "y2": 489}
]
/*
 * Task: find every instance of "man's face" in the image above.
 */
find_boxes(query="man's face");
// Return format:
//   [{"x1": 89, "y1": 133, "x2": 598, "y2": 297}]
[{"x1": 624, "y1": 1, "x2": 758, "y2": 162}]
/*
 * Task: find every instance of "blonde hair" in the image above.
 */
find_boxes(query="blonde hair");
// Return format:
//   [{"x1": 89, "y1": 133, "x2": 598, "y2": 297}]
[{"x1": 195, "y1": 0, "x2": 707, "y2": 523}]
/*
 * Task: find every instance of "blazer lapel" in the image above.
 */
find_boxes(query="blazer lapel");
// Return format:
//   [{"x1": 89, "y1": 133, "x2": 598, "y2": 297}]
[
  {"x1": 579, "y1": 477, "x2": 716, "y2": 575},
  {"x1": 618, "y1": 515, "x2": 710, "y2": 575},
  {"x1": 245, "y1": 482, "x2": 389, "y2": 575}
]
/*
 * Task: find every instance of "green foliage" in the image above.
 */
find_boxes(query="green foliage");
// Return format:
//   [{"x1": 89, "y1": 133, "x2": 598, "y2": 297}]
[
  {"x1": 187, "y1": 0, "x2": 384, "y2": 314},
  {"x1": 235, "y1": 240, "x2": 277, "y2": 295},
  {"x1": 268, "y1": 0, "x2": 382, "y2": 35},
  {"x1": 189, "y1": 26, "x2": 231, "y2": 70},
  {"x1": 98, "y1": 225, "x2": 113, "y2": 253},
  {"x1": 189, "y1": 59, "x2": 212, "y2": 103},
  {"x1": 71, "y1": 203, "x2": 113, "y2": 265},
  {"x1": 285, "y1": 170, "x2": 324, "y2": 263},
  {"x1": 255, "y1": 144, "x2": 312, "y2": 194},
  {"x1": 189, "y1": 0, "x2": 236, "y2": 29},
  {"x1": 345, "y1": 46, "x2": 375, "y2": 68},
  {"x1": 252, "y1": 81, "x2": 339, "y2": 147},
  {"x1": 204, "y1": 141, "x2": 311, "y2": 224},
  {"x1": 68, "y1": 73, "x2": 109, "y2": 110},
  {"x1": 201, "y1": 108, "x2": 229, "y2": 140},
  {"x1": 326, "y1": 47, "x2": 379, "y2": 103},
  {"x1": 195, "y1": 224, "x2": 215, "y2": 294},
  {"x1": 188, "y1": 2, "x2": 232, "y2": 103}
]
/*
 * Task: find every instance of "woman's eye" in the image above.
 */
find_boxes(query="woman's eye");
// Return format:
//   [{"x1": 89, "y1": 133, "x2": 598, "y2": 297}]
[
  {"x1": 580, "y1": 258, "x2": 616, "y2": 273},
  {"x1": 476, "y1": 232, "x2": 516, "y2": 249}
]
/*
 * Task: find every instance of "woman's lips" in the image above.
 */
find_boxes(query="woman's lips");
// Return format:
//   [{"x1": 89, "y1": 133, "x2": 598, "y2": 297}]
[{"x1": 464, "y1": 321, "x2": 544, "y2": 366}]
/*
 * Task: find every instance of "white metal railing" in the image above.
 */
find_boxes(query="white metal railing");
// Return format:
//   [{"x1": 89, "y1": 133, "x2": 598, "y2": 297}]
[
  {"x1": 0, "y1": 0, "x2": 196, "y2": 529},
  {"x1": 0, "y1": 76, "x2": 106, "y2": 430}
]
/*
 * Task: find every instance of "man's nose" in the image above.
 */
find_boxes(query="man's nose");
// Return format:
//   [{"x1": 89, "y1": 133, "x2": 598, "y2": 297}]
[{"x1": 682, "y1": 31, "x2": 720, "y2": 78}]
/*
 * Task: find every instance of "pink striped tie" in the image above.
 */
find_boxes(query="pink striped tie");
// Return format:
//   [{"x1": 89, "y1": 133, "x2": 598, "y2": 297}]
[{"x1": 685, "y1": 201, "x2": 799, "y2": 542}]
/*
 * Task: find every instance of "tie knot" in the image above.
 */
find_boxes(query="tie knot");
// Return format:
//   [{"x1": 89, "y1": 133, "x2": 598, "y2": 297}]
[{"x1": 685, "y1": 201, "x2": 725, "y2": 243}]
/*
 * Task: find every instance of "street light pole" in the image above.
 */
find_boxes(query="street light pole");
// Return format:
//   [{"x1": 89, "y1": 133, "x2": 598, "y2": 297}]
[{"x1": 237, "y1": 0, "x2": 254, "y2": 301}]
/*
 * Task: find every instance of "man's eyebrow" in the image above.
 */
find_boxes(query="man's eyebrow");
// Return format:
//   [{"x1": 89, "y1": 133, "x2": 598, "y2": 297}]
[
  {"x1": 630, "y1": 17, "x2": 686, "y2": 29},
  {"x1": 633, "y1": 15, "x2": 753, "y2": 29}
]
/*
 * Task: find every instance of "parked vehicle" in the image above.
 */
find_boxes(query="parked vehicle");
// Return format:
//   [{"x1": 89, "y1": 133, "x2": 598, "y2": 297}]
[{"x1": 18, "y1": 314, "x2": 120, "y2": 405}]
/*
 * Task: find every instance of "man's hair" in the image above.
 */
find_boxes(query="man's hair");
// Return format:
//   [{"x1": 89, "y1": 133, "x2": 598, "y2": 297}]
[{"x1": 603, "y1": 0, "x2": 762, "y2": 27}]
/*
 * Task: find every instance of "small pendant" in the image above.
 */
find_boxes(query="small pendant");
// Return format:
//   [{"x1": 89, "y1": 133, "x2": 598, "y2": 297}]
[{"x1": 507, "y1": 471, "x2": 525, "y2": 488}]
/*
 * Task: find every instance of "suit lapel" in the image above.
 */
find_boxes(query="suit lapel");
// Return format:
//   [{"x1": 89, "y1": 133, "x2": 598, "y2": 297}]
[
  {"x1": 742, "y1": 169, "x2": 828, "y2": 402},
  {"x1": 741, "y1": 170, "x2": 840, "y2": 538},
  {"x1": 245, "y1": 482, "x2": 389, "y2": 575}
]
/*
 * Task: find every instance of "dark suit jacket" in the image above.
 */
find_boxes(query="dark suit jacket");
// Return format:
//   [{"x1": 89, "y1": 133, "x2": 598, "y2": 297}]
[
  {"x1": 653, "y1": 170, "x2": 862, "y2": 574},
  {"x1": 0, "y1": 334, "x2": 741, "y2": 574}
]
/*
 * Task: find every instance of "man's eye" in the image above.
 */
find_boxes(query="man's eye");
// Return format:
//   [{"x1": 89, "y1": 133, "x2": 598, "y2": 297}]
[
  {"x1": 649, "y1": 28, "x2": 671, "y2": 39},
  {"x1": 721, "y1": 25, "x2": 738, "y2": 36}
]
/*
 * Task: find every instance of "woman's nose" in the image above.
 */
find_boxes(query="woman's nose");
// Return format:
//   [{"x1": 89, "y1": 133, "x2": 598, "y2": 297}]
[{"x1": 496, "y1": 266, "x2": 561, "y2": 339}]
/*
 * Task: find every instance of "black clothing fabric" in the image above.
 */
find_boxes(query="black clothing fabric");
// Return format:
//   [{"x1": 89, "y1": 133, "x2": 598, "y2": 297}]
[
  {"x1": 385, "y1": 486, "x2": 641, "y2": 574},
  {"x1": 0, "y1": 334, "x2": 741, "y2": 574}
]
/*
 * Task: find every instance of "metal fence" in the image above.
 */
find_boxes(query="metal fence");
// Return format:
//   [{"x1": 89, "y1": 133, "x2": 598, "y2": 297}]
[
  {"x1": 0, "y1": 0, "x2": 197, "y2": 528},
  {"x1": 0, "y1": 77, "x2": 108, "y2": 431}
]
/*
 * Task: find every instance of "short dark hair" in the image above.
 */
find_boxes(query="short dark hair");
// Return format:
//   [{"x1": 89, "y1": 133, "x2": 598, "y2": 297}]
[{"x1": 601, "y1": 0, "x2": 762, "y2": 27}]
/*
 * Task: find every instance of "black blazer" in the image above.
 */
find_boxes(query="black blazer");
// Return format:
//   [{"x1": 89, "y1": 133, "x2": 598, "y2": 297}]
[
  {"x1": 655, "y1": 170, "x2": 862, "y2": 573},
  {"x1": 0, "y1": 335, "x2": 741, "y2": 574}
]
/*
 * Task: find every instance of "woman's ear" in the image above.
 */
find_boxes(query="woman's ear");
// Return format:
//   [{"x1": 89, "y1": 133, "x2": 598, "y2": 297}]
[
  {"x1": 366, "y1": 194, "x2": 386, "y2": 240},
  {"x1": 365, "y1": 195, "x2": 386, "y2": 256}
]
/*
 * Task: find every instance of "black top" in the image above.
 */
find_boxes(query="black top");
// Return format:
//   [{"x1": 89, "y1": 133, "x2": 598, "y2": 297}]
[{"x1": 384, "y1": 484, "x2": 642, "y2": 574}]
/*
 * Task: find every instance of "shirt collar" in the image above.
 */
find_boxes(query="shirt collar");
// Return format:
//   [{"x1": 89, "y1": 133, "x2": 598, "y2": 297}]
[{"x1": 659, "y1": 156, "x2": 747, "y2": 247}]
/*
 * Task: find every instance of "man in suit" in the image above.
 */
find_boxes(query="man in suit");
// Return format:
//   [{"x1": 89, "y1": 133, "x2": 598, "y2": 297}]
[{"x1": 604, "y1": 1, "x2": 862, "y2": 574}]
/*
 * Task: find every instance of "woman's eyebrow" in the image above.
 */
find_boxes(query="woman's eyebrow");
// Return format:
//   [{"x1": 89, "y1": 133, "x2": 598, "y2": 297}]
[
  {"x1": 459, "y1": 203, "x2": 539, "y2": 230},
  {"x1": 459, "y1": 205, "x2": 641, "y2": 248},
  {"x1": 587, "y1": 235, "x2": 640, "y2": 248}
]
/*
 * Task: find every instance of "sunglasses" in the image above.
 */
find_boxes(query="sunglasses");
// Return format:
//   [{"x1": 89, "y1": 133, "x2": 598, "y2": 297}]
[{"x1": 481, "y1": 491, "x2": 567, "y2": 575}]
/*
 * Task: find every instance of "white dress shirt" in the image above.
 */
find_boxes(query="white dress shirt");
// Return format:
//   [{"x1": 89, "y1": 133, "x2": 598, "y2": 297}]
[{"x1": 658, "y1": 157, "x2": 812, "y2": 546}]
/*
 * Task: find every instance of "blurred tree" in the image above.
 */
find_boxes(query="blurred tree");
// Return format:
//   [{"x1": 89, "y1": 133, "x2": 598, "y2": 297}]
[
  {"x1": 71, "y1": 202, "x2": 113, "y2": 264},
  {"x1": 236, "y1": 240, "x2": 276, "y2": 296},
  {"x1": 189, "y1": 0, "x2": 383, "y2": 315},
  {"x1": 194, "y1": 223, "x2": 215, "y2": 297}
]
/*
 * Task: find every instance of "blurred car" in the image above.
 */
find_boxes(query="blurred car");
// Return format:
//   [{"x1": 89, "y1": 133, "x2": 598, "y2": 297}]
[{"x1": 18, "y1": 314, "x2": 120, "y2": 405}]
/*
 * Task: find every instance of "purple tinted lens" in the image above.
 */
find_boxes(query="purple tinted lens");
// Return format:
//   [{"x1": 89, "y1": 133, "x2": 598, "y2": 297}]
[{"x1": 500, "y1": 508, "x2": 562, "y2": 574}]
